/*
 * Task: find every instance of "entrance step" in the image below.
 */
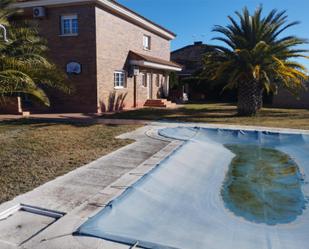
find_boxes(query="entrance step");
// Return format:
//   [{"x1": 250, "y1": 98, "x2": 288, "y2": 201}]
[{"x1": 144, "y1": 99, "x2": 177, "y2": 108}]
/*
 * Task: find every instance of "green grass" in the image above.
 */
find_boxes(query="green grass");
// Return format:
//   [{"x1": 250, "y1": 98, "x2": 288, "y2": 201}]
[
  {"x1": 0, "y1": 119, "x2": 139, "y2": 204},
  {"x1": 104, "y1": 102, "x2": 309, "y2": 130}
]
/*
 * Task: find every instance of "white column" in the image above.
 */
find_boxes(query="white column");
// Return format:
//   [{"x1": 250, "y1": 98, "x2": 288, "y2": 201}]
[{"x1": 165, "y1": 75, "x2": 170, "y2": 97}]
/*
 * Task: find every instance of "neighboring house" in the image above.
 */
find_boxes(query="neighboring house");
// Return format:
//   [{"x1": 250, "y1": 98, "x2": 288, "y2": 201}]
[
  {"x1": 9, "y1": 0, "x2": 181, "y2": 113},
  {"x1": 171, "y1": 41, "x2": 213, "y2": 78},
  {"x1": 170, "y1": 41, "x2": 215, "y2": 100},
  {"x1": 272, "y1": 82, "x2": 309, "y2": 109}
]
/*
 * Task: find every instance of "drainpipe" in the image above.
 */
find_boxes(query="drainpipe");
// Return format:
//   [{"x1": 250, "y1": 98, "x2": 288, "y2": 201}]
[{"x1": 0, "y1": 24, "x2": 9, "y2": 42}]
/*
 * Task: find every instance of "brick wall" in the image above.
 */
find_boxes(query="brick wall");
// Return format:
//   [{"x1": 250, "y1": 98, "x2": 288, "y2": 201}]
[
  {"x1": 23, "y1": 4, "x2": 98, "y2": 113},
  {"x1": 0, "y1": 97, "x2": 21, "y2": 114},
  {"x1": 95, "y1": 6, "x2": 171, "y2": 112},
  {"x1": 272, "y1": 83, "x2": 309, "y2": 109}
]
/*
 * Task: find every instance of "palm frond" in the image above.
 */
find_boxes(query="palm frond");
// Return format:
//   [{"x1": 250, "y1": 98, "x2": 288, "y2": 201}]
[
  {"x1": 202, "y1": 5, "x2": 308, "y2": 95},
  {"x1": 0, "y1": 3, "x2": 70, "y2": 106}
]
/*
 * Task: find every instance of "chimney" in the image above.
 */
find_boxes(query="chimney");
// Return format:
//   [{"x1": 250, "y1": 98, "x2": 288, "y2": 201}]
[{"x1": 194, "y1": 41, "x2": 203, "y2": 45}]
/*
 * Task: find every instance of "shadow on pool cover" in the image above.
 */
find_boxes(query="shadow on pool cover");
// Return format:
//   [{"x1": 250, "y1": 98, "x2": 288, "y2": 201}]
[{"x1": 221, "y1": 144, "x2": 306, "y2": 225}]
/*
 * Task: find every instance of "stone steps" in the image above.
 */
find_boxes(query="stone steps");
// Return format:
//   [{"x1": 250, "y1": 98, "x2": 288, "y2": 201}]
[{"x1": 144, "y1": 99, "x2": 177, "y2": 108}]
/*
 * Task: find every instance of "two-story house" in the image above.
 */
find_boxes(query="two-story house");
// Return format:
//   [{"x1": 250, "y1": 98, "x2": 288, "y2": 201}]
[{"x1": 13, "y1": 0, "x2": 181, "y2": 113}]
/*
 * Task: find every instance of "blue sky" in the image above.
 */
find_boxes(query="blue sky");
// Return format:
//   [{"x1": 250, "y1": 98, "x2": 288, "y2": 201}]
[{"x1": 118, "y1": 0, "x2": 309, "y2": 69}]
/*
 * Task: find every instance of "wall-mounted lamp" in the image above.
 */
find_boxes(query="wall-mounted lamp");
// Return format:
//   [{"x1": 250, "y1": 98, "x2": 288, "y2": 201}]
[{"x1": 0, "y1": 24, "x2": 9, "y2": 42}]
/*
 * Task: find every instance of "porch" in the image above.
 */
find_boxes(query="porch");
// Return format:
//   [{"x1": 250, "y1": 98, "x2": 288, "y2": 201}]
[{"x1": 128, "y1": 51, "x2": 182, "y2": 108}]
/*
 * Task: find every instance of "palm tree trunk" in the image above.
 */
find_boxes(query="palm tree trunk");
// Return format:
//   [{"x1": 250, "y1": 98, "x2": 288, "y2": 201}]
[
  {"x1": 257, "y1": 89, "x2": 264, "y2": 110},
  {"x1": 237, "y1": 80, "x2": 263, "y2": 116}
]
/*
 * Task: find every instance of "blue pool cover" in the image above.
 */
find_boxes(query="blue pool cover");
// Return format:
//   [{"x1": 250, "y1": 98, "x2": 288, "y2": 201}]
[{"x1": 76, "y1": 127, "x2": 309, "y2": 249}]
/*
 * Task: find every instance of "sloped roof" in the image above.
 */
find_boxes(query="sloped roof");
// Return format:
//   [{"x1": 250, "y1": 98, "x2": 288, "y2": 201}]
[
  {"x1": 130, "y1": 51, "x2": 182, "y2": 69},
  {"x1": 171, "y1": 42, "x2": 215, "y2": 75}
]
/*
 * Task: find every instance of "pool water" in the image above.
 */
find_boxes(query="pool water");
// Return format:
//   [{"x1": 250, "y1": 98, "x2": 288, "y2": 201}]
[{"x1": 76, "y1": 127, "x2": 309, "y2": 249}]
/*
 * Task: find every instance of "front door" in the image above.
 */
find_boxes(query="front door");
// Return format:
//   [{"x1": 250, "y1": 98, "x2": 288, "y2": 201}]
[{"x1": 147, "y1": 73, "x2": 153, "y2": 99}]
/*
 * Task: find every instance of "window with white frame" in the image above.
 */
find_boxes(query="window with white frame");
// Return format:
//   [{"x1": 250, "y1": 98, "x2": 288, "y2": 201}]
[
  {"x1": 114, "y1": 71, "x2": 126, "y2": 88},
  {"x1": 141, "y1": 73, "x2": 147, "y2": 87},
  {"x1": 141, "y1": 73, "x2": 152, "y2": 87},
  {"x1": 143, "y1": 35, "x2": 151, "y2": 50},
  {"x1": 61, "y1": 15, "x2": 78, "y2": 35}
]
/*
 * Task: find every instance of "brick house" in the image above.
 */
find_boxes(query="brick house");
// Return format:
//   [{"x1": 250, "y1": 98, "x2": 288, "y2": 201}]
[
  {"x1": 171, "y1": 41, "x2": 221, "y2": 101},
  {"x1": 171, "y1": 41, "x2": 214, "y2": 79},
  {"x1": 10, "y1": 0, "x2": 181, "y2": 113}
]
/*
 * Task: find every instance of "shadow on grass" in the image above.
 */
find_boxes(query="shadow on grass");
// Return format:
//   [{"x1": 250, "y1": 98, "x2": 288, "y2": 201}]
[
  {"x1": 102, "y1": 103, "x2": 309, "y2": 128},
  {"x1": 103, "y1": 106, "x2": 239, "y2": 121},
  {"x1": 0, "y1": 117, "x2": 122, "y2": 128},
  {"x1": 3, "y1": 103, "x2": 309, "y2": 128}
]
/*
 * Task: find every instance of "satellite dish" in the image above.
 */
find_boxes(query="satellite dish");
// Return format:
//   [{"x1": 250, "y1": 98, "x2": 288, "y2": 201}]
[{"x1": 66, "y1": 62, "x2": 81, "y2": 75}]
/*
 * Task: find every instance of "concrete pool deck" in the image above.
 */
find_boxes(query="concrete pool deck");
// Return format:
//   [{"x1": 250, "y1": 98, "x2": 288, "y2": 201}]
[{"x1": 0, "y1": 122, "x2": 308, "y2": 249}]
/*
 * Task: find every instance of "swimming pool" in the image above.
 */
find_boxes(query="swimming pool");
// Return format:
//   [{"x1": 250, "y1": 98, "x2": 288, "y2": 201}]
[{"x1": 76, "y1": 127, "x2": 309, "y2": 249}]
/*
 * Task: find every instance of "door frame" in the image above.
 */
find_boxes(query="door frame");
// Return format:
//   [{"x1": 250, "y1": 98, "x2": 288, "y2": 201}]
[{"x1": 133, "y1": 75, "x2": 137, "y2": 108}]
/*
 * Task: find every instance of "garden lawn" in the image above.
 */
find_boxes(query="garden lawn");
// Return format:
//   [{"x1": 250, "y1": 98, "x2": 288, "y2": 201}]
[
  {"x1": 0, "y1": 119, "x2": 138, "y2": 204},
  {"x1": 104, "y1": 102, "x2": 309, "y2": 130}
]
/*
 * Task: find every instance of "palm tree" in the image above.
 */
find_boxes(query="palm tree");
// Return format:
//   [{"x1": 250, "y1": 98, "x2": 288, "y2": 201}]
[
  {"x1": 204, "y1": 6, "x2": 308, "y2": 116},
  {"x1": 0, "y1": 0, "x2": 69, "y2": 107},
  {"x1": 0, "y1": 0, "x2": 15, "y2": 26}
]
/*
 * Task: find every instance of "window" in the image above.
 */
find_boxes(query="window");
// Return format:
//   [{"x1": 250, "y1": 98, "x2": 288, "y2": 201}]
[
  {"x1": 143, "y1": 35, "x2": 151, "y2": 50},
  {"x1": 61, "y1": 15, "x2": 78, "y2": 35},
  {"x1": 114, "y1": 71, "x2": 126, "y2": 88},
  {"x1": 141, "y1": 73, "x2": 147, "y2": 87},
  {"x1": 141, "y1": 73, "x2": 151, "y2": 87}
]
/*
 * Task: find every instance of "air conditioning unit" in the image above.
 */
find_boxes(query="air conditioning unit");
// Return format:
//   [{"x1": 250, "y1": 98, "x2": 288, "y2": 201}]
[{"x1": 33, "y1": 7, "x2": 46, "y2": 18}]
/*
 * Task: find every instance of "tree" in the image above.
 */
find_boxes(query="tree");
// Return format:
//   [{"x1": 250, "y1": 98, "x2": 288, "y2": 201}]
[
  {"x1": 0, "y1": 0, "x2": 69, "y2": 107},
  {"x1": 204, "y1": 6, "x2": 308, "y2": 116}
]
